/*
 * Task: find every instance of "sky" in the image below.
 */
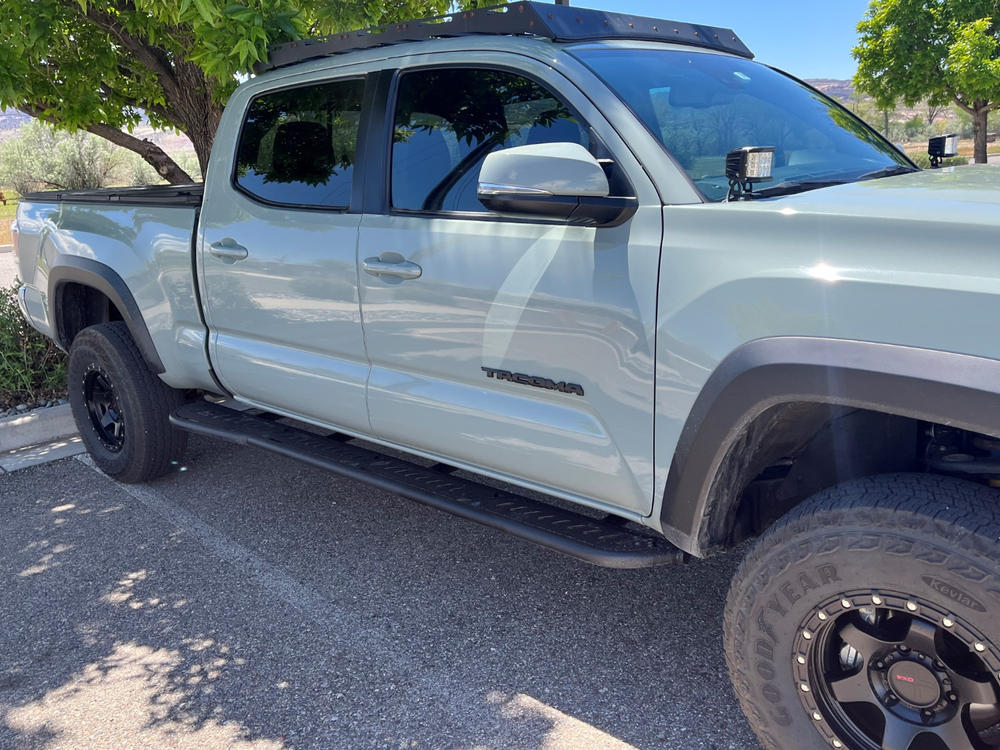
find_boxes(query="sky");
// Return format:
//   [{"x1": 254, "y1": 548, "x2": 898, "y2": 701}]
[{"x1": 567, "y1": 0, "x2": 873, "y2": 80}]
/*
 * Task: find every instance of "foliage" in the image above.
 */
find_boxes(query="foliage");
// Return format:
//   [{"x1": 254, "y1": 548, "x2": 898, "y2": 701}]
[
  {"x1": 0, "y1": 121, "x2": 161, "y2": 195},
  {"x1": 0, "y1": 1, "x2": 495, "y2": 181},
  {"x1": 853, "y1": 0, "x2": 999, "y2": 162},
  {"x1": 906, "y1": 152, "x2": 967, "y2": 169},
  {"x1": 0, "y1": 281, "x2": 66, "y2": 410}
]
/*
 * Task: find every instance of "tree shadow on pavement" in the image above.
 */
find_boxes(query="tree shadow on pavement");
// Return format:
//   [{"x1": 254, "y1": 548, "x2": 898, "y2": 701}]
[{"x1": 0, "y1": 437, "x2": 758, "y2": 749}]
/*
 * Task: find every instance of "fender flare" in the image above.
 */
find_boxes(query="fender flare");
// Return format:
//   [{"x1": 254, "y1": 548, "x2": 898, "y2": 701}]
[
  {"x1": 48, "y1": 256, "x2": 165, "y2": 374},
  {"x1": 660, "y1": 337, "x2": 1000, "y2": 556}
]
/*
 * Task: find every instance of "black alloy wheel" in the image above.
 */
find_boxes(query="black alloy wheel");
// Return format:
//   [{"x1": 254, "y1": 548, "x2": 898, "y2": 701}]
[
  {"x1": 83, "y1": 366, "x2": 125, "y2": 451},
  {"x1": 799, "y1": 591, "x2": 1000, "y2": 749}
]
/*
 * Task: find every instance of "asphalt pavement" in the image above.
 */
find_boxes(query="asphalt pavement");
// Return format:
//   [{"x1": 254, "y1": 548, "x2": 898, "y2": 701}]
[{"x1": 0, "y1": 435, "x2": 758, "y2": 749}]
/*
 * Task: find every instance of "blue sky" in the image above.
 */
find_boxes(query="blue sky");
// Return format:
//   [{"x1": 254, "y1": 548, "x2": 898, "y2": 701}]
[{"x1": 565, "y1": 0, "x2": 873, "y2": 79}]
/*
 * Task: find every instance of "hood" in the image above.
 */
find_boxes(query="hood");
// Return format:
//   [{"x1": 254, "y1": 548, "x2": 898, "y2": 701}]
[{"x1": 752, "y1": 165, "x2": 1000, "y2": 227}]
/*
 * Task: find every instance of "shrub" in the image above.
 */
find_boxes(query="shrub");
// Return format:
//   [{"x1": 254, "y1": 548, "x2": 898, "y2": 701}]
[
  {"x1": 906, "y1": 152, "x2": 968, "y2": 169},
  {"x1": 0, "y1": 120, "x2": 164, "y2": 195},
  {"x1": 0, "y1": 281, "x2": 66, "y2": 410}
]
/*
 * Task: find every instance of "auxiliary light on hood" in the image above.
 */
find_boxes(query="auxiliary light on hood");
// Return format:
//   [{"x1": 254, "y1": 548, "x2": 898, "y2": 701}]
[
  {"x1": 928, "y1": 134, "x2": 959, "y2": 168},
  {"x1": 726, "y1": 146, "x2": 775, "y2": 200}
]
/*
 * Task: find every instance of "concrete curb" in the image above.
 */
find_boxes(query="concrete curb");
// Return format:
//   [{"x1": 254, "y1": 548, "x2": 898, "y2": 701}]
[
  {"x1": 0, "y1": 404, "x2": 77, "y2": 453},
  {"x1": 0, "y1": 245, "x2": 12, "y2": 253}
]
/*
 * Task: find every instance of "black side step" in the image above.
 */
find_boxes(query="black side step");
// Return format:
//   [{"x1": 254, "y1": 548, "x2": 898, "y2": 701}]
[{"x1": 170, "y1": 401, "x2": 685, "y2": 569}]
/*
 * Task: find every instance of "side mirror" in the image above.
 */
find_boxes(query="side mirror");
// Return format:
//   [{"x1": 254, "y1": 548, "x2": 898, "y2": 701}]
[{"x1": 477, "y1": 142, "x2": 637, "y2": 227}]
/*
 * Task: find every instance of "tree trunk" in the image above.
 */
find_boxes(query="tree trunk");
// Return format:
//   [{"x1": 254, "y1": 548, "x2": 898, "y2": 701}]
[
  {"x1": 86, "y1": 124, "x2": 194, "y2": 183},
  {"x1": 973, "y1": 107, "x2": 989, "y2": 164}
]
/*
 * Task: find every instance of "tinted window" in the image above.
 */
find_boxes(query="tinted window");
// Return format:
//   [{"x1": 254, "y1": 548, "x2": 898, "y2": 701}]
[
  {"x1": 391, "y1": 68, "x2": 589, "y2": 212},
  {"x1": 235, "y1": 79, "x2": 365, "y2": 208},
  {"x1": 574, "y1": 48, "x2": 911, "y2": 202}
]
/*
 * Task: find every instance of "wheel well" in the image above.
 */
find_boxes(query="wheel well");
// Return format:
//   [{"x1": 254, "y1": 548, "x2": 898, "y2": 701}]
[
  {"x1": 54, "y1": 282, "x2": 125, "y2": 350},
  {"x1": 710, "y1": 403, "x2": 937, "y2": 552}
]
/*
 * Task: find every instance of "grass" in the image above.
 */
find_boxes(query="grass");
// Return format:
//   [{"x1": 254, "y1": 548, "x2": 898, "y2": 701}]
[
  {"x1": 0, "y1": 280, "x2": 67, "y2": 411},
  {"x1": 0, "y1": 190, "x2": 19, "y2": 246}
]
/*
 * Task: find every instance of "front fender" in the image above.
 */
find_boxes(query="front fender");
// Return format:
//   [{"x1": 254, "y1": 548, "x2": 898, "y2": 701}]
[{"x1": 660, "y1": 337, "x2": 1000, "y2": 556}]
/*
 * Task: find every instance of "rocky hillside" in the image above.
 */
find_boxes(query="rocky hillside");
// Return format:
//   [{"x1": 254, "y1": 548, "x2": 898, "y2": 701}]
[{"x1": 0, "y1": 110, "x2": 31, "y2": 139}]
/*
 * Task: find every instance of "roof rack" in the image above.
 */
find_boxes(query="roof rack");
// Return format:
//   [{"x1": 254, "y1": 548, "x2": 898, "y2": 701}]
[{"x1": 255, "y1": 1, "x2": 753, "y2": 74}]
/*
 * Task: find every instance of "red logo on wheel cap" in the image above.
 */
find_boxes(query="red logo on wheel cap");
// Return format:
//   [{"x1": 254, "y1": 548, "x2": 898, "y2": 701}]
[{"x1": 895, "y1": 674, "x2": 915, "y2": 683}]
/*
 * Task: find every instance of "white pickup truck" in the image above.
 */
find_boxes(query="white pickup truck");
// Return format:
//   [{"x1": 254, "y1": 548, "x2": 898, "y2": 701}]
[{"x1": 14, "y1": 4, "x2": 1000, "y2": 748}]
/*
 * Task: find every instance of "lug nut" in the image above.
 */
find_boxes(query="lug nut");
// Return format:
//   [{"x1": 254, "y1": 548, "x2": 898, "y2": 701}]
[
  {"x1": 906, "y1": 601, "x2": 918, "y2": 612},
  {"x1": 812, "y1": 711, "x2": 822, "y2": 721},
  {"x1": 942, "y1": 617, "x2": 955, "y2": 628},
  {"x1": 898, "y1": 645, "x2": 910, "y2": 653},
  {"x1": 817, "y1": 612, "x2": 828, "y2": 620},
  {"x1": 841, "y1": 599, "x2": 852, "y2": 608},
  {"x1": 797, "y1": 655, "x2": 806, "y2": 665},
  {"x1": 921, "y1": 709, "x2": 934, "y2": 719},
  {"x1": 975, "y1": 642, "x2": 986, "y2": 652},
  {"x1": 875, "y1": 660, "x2": 885, "y2": 670},
  {"x1": 803, "y1": 630, "x2": 812, "y2": 640},
  {"x1": 833, "y1": 741, "x2": 843, "y2": 749},
  {"x1": 948, "y1": 692, "x2": 958, "y2": 702},
  {"x1": 801, "y1": 683, "x2": 810, "y2": 692},
  {"x1": 871, "y1": 595, "x2": 883, "y2": 605}
]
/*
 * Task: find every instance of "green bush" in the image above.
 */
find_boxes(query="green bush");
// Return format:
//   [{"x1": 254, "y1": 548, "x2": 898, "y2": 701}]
[
  {"x1": 0, "y1": 281, "x2": 66, "y2": 410},
  {"x1": 907, "y1": 152, "x2": 968, "y2": 169}
]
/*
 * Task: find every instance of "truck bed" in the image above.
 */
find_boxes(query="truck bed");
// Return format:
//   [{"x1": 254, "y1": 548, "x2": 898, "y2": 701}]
[{"x1": 20, "y1": 183, "x2": 204, "y2": 207}]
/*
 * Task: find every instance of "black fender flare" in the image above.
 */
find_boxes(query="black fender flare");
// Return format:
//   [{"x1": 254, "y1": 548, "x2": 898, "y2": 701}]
[
  {"x1": 660, "y1": 337, "x2": 1000, "y2": 556},
  {"x1": 48, "y1": 256, "x2": 165, "y2": 374}
]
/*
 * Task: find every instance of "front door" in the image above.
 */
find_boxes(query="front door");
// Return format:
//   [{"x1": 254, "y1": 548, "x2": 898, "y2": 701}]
[
  {"x1": 199, "y1": 73, "x2": 371, "y2": 433},
  {"x1": 358, "y1": 58, "x2": 662, "y2": 515}
]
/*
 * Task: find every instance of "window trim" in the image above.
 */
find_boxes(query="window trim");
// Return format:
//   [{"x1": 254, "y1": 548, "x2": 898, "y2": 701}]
[
  {"x1": 230, "y1": 74, "x2": 369, "y2": 213},
  {"x1": 378, "y1": 61, "x2": 632, "y2": 223}
]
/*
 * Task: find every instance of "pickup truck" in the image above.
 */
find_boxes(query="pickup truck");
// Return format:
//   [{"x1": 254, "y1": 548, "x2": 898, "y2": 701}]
[{"x1": 13, "y1": 3, "x2": 1000, "y2": 748}]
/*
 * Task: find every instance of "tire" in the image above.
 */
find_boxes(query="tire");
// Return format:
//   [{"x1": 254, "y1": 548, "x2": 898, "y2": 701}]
[
  {"x1": 724, "y1": 473, "x2": 1000, "y2": 750},
  {"x1": 68, "y1": 322, "x2": 188, "y2": 483}
]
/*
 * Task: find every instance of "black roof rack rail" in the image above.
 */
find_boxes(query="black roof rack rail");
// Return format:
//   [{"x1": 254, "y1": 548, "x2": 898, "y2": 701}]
[{"x1": 255, "y1": 1, "x2": 753, "y2": 74}]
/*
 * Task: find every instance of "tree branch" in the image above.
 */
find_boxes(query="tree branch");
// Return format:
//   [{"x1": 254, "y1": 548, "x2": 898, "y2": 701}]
[
  {"x1": 85, "y1": 123, "x2": 194, "y2": 183},
  {"x1": 18, "y1": 103, "x2": 194, "y2": 184},
  {"x1": 58, "y1": 0, "x2": 182, "y2": 99}
]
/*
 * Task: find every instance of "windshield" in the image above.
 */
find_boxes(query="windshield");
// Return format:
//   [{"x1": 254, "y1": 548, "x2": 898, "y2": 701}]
[{"x1": 572, "y1": 47, "x2": 913, "y2": 201}]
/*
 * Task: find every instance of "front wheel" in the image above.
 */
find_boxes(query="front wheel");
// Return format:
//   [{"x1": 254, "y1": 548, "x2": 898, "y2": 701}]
[
  {"x1": 725, "y1": 474, "x2": 1000, "y2": 750},
  {"x1": 68, "y1": 322, "x2": 187, "y2": 482}
]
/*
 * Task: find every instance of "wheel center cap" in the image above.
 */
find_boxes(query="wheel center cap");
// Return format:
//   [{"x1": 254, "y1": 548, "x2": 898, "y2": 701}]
[{"x1": 888, "y1": 661, "x2": 940, "y2": 708}]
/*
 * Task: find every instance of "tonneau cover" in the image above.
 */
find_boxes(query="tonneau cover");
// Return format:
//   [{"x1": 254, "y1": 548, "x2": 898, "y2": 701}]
[{"x1": 21, "y1": 183, "x2": 204, "y2": 207}]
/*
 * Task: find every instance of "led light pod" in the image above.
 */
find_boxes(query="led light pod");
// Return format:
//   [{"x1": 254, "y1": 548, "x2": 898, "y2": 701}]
[{"x1": 726, "y1": 146, "x2": 776, "y2": 184}]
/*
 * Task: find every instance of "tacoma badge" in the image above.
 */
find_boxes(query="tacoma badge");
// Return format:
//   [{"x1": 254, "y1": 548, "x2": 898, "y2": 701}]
[{"x1": 481, "y1": 367, "x2": 584, "y2": 396}]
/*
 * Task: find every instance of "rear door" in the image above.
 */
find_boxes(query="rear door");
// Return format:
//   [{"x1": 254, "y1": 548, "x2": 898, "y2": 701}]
[
  {"x1": 357, "y1": 53, "x2": 663, "y2": 516},
  {"x1": 198, "y1": 71, "x2": 371, "y2": 432}
]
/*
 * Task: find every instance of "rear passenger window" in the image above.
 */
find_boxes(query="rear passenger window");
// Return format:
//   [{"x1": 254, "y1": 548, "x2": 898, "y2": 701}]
[
  {"x1": 235, "y1": 78, "x2": 365, "y2": 208},
  {"x1": 391, "y1": 68, "x2": 589, "y2": 212}
]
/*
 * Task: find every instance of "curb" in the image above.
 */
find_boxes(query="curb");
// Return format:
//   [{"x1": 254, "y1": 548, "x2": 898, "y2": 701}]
[
  {"x1": 0, "y1": 404, "x2": 78, "y2": 453},
  {"x1": 0, "y1": 245, "x2": 12, "y2": 253}
]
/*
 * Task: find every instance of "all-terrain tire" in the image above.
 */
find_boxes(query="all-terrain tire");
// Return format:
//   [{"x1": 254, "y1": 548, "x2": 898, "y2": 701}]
[
  {"x1": 68, "y1": 322, "x2": 187, "y2": 482},
  {"x1": 724, "y1": 473, "x2": 1000, "y2": 750}
]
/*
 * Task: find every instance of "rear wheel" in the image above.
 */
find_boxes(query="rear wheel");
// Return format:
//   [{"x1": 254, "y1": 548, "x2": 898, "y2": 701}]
[
  {"x1": 68, "y1": 322, "x2": 187, "y2": 482},
  {"x1": 725, "y1": 474, "x2": 1000, "y2": 749}
]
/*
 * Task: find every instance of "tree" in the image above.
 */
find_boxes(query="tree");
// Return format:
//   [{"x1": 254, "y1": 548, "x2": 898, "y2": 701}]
[
  {"x1": 0, "y1": 120, "x2": 161, "y2": 195},
  {"x1": 854, "y1": 1, "x2": 999, "y2": 163},
  {"x1": 0, "y1": 1, "x2": 480, "y2": 184}
]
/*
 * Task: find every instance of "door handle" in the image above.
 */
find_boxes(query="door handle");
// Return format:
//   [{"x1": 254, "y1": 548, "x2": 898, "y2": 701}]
[
  {"x1": 362, "y1": 256, "x2": 422, "y2": 280},
  {"x1": 209, "y1": 239, "x2": 249, "y2": 261}
]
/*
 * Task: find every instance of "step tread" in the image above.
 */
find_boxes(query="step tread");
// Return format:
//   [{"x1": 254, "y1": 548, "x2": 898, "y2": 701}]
[{"x1": 170, "y1": 401, "x2": 683, "y2": 569}]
